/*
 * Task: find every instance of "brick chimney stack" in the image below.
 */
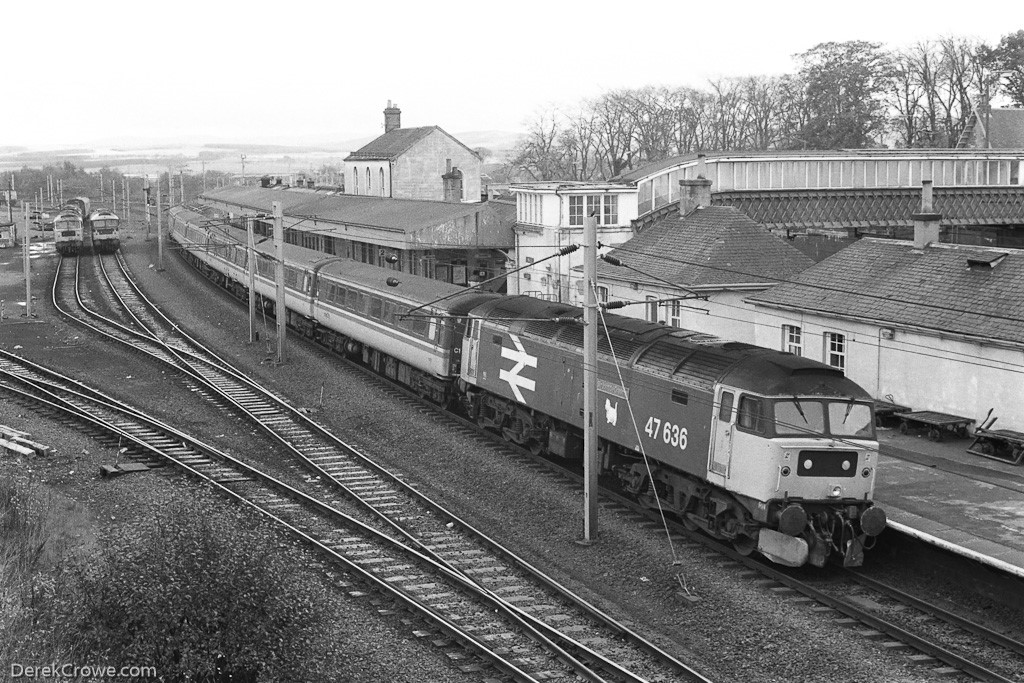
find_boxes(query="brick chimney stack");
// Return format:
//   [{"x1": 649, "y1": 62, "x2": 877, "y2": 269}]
[
  {"x1": 678, "y1": 155, "x2": 712, "y2": 215},
  {"x1": 912, "y1": 179, "x2": 941, "y2": 249},
  {"x1": 384, "y1": 100, "x2": 401, "y2": 133},
  {"x1": 442, "y1": 166, "x2": 463, "y2": 203}
]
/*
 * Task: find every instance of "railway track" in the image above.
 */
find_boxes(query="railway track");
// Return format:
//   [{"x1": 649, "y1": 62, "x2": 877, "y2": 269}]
[
  {"x1": 51, "y1": 251, "x2": 715, "y2": 682},
  {"x1": 156, "y1": 242, "x2": 1024, "y2": 682},
  {"x1": 0, "y1": 351, "x2": 619, "y2": 682},
  {"x1": 350, "y1": 365, "x2": 1024, "y2": 683}
]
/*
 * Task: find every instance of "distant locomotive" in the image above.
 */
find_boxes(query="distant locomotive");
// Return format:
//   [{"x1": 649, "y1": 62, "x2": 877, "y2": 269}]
[
  {"x1": 170, "y1": 216, "x2": 886, "y2": 568},
  {"x1": 53, "y1": 198, "x2": 88, "y2": 255},
  {"x1": 54, "y1": 197, "x2": 120, "y2": 254},
  {"x1": 87, "y1": 208, "x2": 121, "y2": 253}
]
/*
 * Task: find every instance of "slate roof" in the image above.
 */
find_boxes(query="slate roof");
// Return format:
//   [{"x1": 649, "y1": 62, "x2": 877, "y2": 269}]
[
  {"x1": 960, "y1": 108, "x2": 1024, "y2": 149},
  {"x1": 748, "y1": 238, "x2": 1024, "y2": 346},
  {"x1": 714, "y1": 186, "x2": 1024, "y2": 230},
  {"x1": 344, "y1": 125, "x2": 480, "y2": 161},
  {"x1": 596, "y1": 206, "x2": 815, "y2": 288},
  {"x1": 200, "y1": 186, "x2": 492, "y2": 234},
  {"x1": 989, "y1": 109, "x2": 1024, "y2": 148}
]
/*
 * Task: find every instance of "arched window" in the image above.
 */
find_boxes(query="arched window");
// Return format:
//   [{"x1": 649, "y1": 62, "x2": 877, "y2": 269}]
[
  {"x1": 366, "y1": 168, "x2": 371, "y2": 194},
  {"x1": 379, "y1": 168, "x2": 385, "y2": 197},
  {"x1": 353, "y1": 168, "x2": 359, "y2": 194}
]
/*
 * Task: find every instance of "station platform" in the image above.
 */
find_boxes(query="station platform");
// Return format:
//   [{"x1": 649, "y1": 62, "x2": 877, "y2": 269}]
[{"x1": 874, "y1": 426, "x2": 1024, "y2": 579}]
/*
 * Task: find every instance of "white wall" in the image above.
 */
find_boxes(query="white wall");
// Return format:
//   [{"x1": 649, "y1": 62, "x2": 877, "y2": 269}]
[
  {"x1": 344, "y1": 161, "x2": 391, "y2": 197},
  {"x1": 751, "y1": 306, "x2": 1024, "y2": 430}
]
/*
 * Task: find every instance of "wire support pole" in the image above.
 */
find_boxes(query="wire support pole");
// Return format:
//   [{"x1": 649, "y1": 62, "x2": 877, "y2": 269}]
[
  {"x1": 273, "y1": 201, "x2": 286, "y2": 364},
  {"x1": 247, "y1": 217, "x2": 257, "y2": 344},
  {"x1": 582, "y1": 215, "x2": 599, "y2": 543}
]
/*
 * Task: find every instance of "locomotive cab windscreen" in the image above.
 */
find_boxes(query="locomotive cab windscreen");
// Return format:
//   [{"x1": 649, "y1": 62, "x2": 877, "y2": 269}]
[{"x1": 743, "y1": 396, "x2": 876, "y2": 440}]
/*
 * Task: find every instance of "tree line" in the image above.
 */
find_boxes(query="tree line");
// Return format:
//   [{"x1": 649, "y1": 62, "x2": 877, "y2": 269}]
[{"x1": 505, "y1": 31, "x2": 1024, "y2": 182}]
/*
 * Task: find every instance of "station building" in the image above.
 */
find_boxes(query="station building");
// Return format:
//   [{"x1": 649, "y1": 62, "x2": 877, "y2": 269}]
[
  {"x1": 509, "y1": 181, "x2": 638, "y2": 301},
  {"x1": 746, "y1": 182, "x2": 1024, "y2": 432},
  {"x1": 344, "y1": 102, "x2": 482, "y2": 202},
  {"x1": 196, "y1": 185, "x2": 514, "y2": 287},
  {"x1": 593, "y1": 177, "x2": 814, "y2": 342}
]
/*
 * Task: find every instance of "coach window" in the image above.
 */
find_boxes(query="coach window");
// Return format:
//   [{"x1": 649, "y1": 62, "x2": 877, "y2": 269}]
[
  {"x1": 718, "y1": 391, "x2": 734, "y2": 421},
  {"x1": 737, "y1": 395, "x2": 766, "y2": 434},
  {"x1": 369, "y1": 297, "x2": 383, "y2": 320}
]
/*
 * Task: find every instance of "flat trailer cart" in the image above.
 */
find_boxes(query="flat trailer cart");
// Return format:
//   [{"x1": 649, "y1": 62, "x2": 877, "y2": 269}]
[
  {"x1": 966, "y1": 411, "x2": 1024, "y2": 465},
  {"x1": 873, "y1": 397, "x2": 911, "y2": 428},
  {"x1": 897, "y1": 410, "x2": 974, "y2": 442}
]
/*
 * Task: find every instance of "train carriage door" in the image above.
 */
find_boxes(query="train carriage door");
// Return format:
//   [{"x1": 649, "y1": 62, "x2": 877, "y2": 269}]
[
  {"x1": 464, "y1": 318, "x2": 482, "y2": 379},
  {"x1": 709, "y1": 388, "x2": 735, "y2": 480}
]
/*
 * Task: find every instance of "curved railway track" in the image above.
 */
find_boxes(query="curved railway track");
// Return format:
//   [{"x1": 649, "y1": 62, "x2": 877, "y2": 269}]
[
  {"x1": 0, "y1": 351, "x2": 617, "y2": 683},
  {"x1": 49, "y1": 252, "x2": 714, "y2": 682},
  {"x1": 161, "y1": 240, "x2": 1024, "y2": 683}
]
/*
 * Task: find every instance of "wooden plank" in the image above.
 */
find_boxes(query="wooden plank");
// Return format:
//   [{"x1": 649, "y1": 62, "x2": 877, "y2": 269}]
[{"x1": 0, "y1": 438, "x2": 35, "y2": 457}]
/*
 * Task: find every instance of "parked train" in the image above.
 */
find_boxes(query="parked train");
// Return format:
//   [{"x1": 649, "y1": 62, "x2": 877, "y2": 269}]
[
  {"x1": 88, "y1": 208, "x2": 121, "y2": 253},
  {"x1": 170, "y1": 215, "x2": 886, "y2": 568},
  {"x1": 53, "y1": 200, "x2": 86, "y2": 255},
  {"x1": 53, "y1": 197, "x2": 121, "y2": 254}
]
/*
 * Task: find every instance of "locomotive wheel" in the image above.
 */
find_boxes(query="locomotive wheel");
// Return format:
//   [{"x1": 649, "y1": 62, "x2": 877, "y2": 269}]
[{"x1": 733, "y1": 534, "x2": 756, "y2": 556}]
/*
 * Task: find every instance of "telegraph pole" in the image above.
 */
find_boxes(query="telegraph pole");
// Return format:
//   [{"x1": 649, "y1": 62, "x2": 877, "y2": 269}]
[
  {"x1": 581, "y1": 214, "x2": 599, "y2": 542},
  {"x1": 144, "y1": 177, "x2": 151, "y2": 240},
  {"x1": 156, "y1": 176, "x2": 164, "y2": 271},
  {"x1": 246, "y1": 216, "x2": 257, "y2": 343},
  {"x1": 22, "y1": 203, "x2": 31, "y2": 317},
  {"x1": 273, "y1": 201, "x2": 286, "y2": 363},
  {"x1": 240, "y1": 154, "x2": 246, "y2": 187},
  {"x1": 179, "y1": 169, "x2": 185, "y2": 205},
  {"x1": 202, "y1": 161, "x2": 206, "y2": 193}
]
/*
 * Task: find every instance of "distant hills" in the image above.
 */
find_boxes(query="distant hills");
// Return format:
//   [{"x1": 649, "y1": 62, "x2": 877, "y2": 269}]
[{"x1": 0, "y1": 130, "x2": 524, "y2": 173}]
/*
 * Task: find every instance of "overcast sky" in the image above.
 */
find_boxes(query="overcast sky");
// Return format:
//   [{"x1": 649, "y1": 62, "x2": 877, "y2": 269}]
[{"x1": 5, "y1": 0, "x2": 1020, "y2": 148}]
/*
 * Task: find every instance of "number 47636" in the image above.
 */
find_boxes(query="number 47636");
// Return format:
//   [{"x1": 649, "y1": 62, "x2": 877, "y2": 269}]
[{"x1": 644, "y1": 416, "x2": 688, "y2": 450}]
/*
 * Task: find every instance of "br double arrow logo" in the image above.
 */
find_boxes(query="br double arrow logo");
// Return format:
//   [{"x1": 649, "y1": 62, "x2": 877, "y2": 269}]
[{"x1": 499, "y1": 334, "x2": 537, "y2": 403}]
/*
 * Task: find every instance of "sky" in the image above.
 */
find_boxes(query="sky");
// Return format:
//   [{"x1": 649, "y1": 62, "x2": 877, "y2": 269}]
[{"x1": 4, "y1": 0, "x2": 1021, "y2": 149}]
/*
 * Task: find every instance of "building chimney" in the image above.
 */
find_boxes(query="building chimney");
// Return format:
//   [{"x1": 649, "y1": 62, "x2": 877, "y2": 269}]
[
  {"x1": 678, "y1": 178, "x2": 712, "y2": 215},
  {"x1": 442, "y1": 166, "x2": 463, "y2": 203},
  {"x1": 676, "y1": 153, "x2": 711, "y2": 215},
  {"x1": 384, "y1": 100, "x2": 401, "y2": 133},
  {"x1": 912, "y1": 179, "x2": 941, "y2": 249}
]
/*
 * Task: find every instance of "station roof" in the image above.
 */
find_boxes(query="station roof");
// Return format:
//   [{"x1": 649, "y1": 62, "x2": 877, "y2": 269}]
[
  {"x1": 748, "y1": 238, "x2": 1024, "y2": 346},
  {"x1": 596, "y1": 205, "x2": 814, "y2": 289},
  {"x1": 714, "y1": 186, "x2": 1024, "y2": 230},
  {"x1": 612, "y1": 148, "x2": 1024, "y2": 184},
  {"x1": 198, "y1": 186, "x2": 514, "y2": 248}
]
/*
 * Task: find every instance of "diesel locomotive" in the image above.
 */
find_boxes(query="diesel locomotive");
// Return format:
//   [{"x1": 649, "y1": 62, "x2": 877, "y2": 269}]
[{"x1": 170, "y1": 214, "x2": 886, "y2": 568}]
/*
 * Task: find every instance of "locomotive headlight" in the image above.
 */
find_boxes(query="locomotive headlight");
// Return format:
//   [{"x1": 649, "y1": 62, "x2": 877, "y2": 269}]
[
  {"x1": 780, "y1": 466, "x2": 791, "y2": 477},
  {"x1": 829, "y1": 485, "x2": 843, "y2": 498},
  {"x1": 861, "y1": 467, "x2": 872, "y2": 478}
]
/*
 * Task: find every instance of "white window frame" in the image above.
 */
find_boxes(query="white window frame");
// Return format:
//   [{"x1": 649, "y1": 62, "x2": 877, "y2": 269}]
[
  {"x1": 646, "y1": 296, "x2": 659, "y2": 323},
  {"x1": 569, "y1": 195, "x2": 583, "y2": 226},
  {"x1": 825, "y1": 331, "x2": 846, "y2": 372},
  {"x1": 782, "y1": 324, "x2": 802, "y2": 356},
  {"x1": 669, "y1": 299, "x2": 681, "y2": 327}
]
